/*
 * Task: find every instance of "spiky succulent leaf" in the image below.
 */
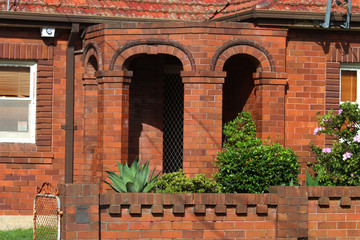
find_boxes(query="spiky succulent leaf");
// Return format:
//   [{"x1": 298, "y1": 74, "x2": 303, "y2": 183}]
[
  {"x1": 104, "y1": 171, "x2": 126, "y2": 192},
  {"x1": 130, "y1": 158, "x2": 140, "y2": 176},
  {"x1": 131, "y1": 170, "x2": 144, "y2": 192},
  {"x1": 143, "y1": 182, "x2": 156, "y2": 193},
  {"x1": 105, "y1": 158, "x2": 160, "y2": 193},
  {"x1": 121, "y1": 164, "x2": 135, "y2": 184},
  {"x1": 140, "y1": 161, "x2": 150, "y2": 188},
  {"x1": 126, "y1": 181, "x2": 139, "y2": 192},
  {"x1": 306, "y1": 170, "x2": 319, "y2": 186},
  {"x1": 145, "y1": 171, "x2": 161, "y2": 192},
  {"x1": 102, "y1": 180, "x2": 120, "y2": 192},
  {"x1": 117, "y1": 161, "x2": 125, "y2": 180}
]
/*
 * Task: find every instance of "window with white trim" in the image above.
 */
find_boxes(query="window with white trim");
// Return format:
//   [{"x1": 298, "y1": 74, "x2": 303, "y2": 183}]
[
  {"x1": 340, "y1": 64, "x2": 360, "y2": 103},
  {"x1": 0, "y1": 61, "x2": 37, "y2": 143}
]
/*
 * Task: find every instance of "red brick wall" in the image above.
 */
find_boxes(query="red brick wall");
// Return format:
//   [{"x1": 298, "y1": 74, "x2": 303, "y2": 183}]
[
  {"x1": 285, "y1": 29, "x2": 360, "y2": 178},
  {"x1": 0, "y1": 28, "x2": 69, "y2": 215},
  {"x1": 3, "y1": 21, "x2": 360, "y2": 215},
  {"x1": 82, "y1": 22, "x2": 289, "y2": 178},
  {"x1": 59, "y1": 184, "x2": 360, "y2": 240}
]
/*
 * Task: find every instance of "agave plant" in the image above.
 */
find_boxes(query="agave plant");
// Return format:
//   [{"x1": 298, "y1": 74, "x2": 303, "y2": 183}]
[{"x1": 103, "y1": 159, "x2": 160, "y2": 193}]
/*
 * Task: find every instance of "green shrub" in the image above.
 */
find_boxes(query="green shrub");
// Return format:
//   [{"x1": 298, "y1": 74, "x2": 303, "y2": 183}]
[
  {"x1": 103, "y1": 158, "x2": 159, "y2": 193},
  {"x1": 214, "y1": 112, "x2": 300, "y2": 193},
  {"x1": 154, "y1": 169, "x2": 222, "y2": 193},
  {"x1": 310, "y1": 102, "x2": 360, "y2": 186}
]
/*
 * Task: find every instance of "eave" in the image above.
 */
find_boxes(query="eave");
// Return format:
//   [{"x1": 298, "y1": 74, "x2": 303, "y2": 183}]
[
  {"x1": 212, "y1": 9, "x2": 360, "y2": 30},
  {"x1": 0, "y1": 10, "x2": 174, "y2": 29}
]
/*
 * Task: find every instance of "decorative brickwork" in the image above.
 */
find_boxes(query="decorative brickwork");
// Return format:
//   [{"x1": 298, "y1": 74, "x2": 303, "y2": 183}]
[
  {"x1": 110, "y1": 39, "x2": 195, "y2": 71},
  {"x1": 210, "y1": 39, "x2": 276, "y2": 72},
  {"x1": 59, "y1": 184, "x2": 360, "y2": 239}
]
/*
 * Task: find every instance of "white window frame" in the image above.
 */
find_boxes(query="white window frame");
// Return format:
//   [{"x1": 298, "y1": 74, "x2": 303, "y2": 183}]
[
  {"x1": 340, "y1": 63, "x2": 360, "y2": 104},
  {"x1": 0, "y1": 61, "x2": 37, "y2": 143}
]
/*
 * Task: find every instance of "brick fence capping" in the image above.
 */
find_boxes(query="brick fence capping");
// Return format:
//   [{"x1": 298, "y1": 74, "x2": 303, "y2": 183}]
[{"x1": 58, "y1": 184, "x2": 360, "y2": 239}]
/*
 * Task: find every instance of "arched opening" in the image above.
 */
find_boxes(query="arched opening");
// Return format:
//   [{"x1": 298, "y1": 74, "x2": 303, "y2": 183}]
[
  {"x1": 87, "y1": 55, "x2": 98, "y2": 71},
  {"x1": 127, "y1": 54, "x2": 183, "y2": 173},
  {"x1": 223, "y1": 54, "x2": 260, "y2": 124}
]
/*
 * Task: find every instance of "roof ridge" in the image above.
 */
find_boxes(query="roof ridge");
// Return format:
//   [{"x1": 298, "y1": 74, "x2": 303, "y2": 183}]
[
  {"x1": 18, "y1": 0, "x2": 227, "y2": 9},
  {"x1": 105, "y1": 0, "x2": 227, "y2": 7}
]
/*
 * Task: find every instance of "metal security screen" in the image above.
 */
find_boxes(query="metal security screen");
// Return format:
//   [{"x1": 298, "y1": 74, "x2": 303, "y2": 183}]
[
  {"x1": 163, "y1": 73, "x2": 183, "y2": 173},
  {"x1": 33, "y1": 183, "x2": 61, "y2": 240}
]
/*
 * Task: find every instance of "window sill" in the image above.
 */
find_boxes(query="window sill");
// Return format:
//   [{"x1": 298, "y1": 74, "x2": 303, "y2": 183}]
[{"x1": 0, "y1": 152, "x2": 53, "y2": 164}]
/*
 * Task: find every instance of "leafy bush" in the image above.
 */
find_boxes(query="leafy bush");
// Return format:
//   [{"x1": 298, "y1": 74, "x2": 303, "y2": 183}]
[
  {"x1": 103, "y1": 158, "x2": 159, "y2": 192},
  {"x1": 310, "y1": 102, "x2": 360, "y2": 186},
  {"x1": 214, "y1": 112, "x2": 300, "y2": 193},
  {"x1": 154, "y1": 169, "x2": 222, "y2": 193}
]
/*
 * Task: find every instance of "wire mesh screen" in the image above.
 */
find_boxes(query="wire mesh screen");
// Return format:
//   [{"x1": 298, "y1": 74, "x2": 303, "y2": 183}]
[
  {"x1": 163, "y1": 73, "x2": 183, "y2": 173},
  {"x1": 33, "y1": 194, "x2": 60, "y2": 240}
]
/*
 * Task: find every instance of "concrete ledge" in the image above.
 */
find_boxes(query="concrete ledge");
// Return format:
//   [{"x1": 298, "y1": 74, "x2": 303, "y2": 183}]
[{"x1": 0, "y1": 215, "x2": 33, "y2": 230}]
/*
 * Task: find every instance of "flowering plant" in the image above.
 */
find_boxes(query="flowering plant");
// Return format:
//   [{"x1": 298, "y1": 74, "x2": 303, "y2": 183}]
[{"x1": 309, "y1": 102, "x2": 360, "y2": 185}]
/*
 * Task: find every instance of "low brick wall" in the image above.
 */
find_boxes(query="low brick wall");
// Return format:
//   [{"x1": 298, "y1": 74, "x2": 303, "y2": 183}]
[{"x1": 58, "y1": 184, "x2": 360, "y2": 239}]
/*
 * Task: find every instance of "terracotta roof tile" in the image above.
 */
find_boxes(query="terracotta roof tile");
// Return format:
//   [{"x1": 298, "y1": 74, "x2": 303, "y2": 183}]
[
  {"x1": 0, "y1": 0, "x2": 228, "y2": 21},
  {"x1": 213, "y1": 0, "x2": 360, "y2": 19},
  {"x1": 0, "y1": 0, "x2": 359, "y2": 21}
]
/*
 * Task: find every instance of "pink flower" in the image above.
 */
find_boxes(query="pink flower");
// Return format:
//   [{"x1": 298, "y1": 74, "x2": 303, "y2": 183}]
[
  {"x1": 353, "y1": 135, "x2": 360, "y2": 143},
  {"x1": 322, "y1": 148, "x2": 331, "y2": 153},
  {"x1": 338, "y1": 109, "x2": 343, "y2": 115},
  {"x1": 343, "y1": 152, "x2": 353, "y2": 160},
  {"x1": 314, "y1": 127, "x2": 324, "y2": 135}
]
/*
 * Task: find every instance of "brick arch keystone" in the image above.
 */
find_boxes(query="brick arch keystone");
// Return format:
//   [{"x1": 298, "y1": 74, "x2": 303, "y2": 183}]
[
  {"x1": 110, "y1": 39, "x2": 195, "y2": 71},
  {"x1": 82, "y1": 41, "x2": 103, "y2": 71},
  {"x1": 210, "y1": 39, "x2": 276, "y2": 72}
]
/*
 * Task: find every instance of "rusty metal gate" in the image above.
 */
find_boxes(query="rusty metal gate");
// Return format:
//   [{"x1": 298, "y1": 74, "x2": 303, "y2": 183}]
[{"x1": 33, "y1": 182, "x2": 62, "y2": 240}]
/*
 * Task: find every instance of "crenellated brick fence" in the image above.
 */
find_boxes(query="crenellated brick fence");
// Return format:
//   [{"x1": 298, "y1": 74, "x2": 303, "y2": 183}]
[{"x1": 58, "y1": 184, "x2": 360, "y2": 239}]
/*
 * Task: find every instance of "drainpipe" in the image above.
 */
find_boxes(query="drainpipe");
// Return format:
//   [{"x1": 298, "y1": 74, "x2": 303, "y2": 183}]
[
  {"x1": 320, "y1": 0, "x2": 332, "y2": 28},
  {"x1": 341, "y1": 0, "x2": 352, "y2": 29},
  {"x1": 64, "y1": 23, "x2": 80, "y2": 183}
]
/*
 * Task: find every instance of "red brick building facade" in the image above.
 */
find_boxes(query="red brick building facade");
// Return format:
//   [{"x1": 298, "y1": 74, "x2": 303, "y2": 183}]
[{"x1": 0, "y1": 0, "x2": 359, "y2": 223}]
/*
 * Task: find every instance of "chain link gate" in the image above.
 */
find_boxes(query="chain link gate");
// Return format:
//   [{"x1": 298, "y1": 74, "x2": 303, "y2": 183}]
[
  {"x1": 33, "y1": 182, "x2": 62, "y2": 240},
  {"x1": 163, "y1": 73, "x2": 183, "y2": 173}
]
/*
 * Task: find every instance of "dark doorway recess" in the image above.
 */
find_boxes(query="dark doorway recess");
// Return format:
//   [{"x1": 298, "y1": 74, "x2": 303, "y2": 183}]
[
  {"x1": 127, "y1": 54, "x2": 183, "y2": 173},
  {"x1": 222, "y1": 54, "x2": 260, "y2": 124}
]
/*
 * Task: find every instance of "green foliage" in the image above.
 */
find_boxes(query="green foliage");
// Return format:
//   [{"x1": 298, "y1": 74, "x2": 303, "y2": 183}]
[
  {"x1": 103, "y1": 158, "x2": 160, "y2": 193},
  {"x1": 0, "y1": 228, "x2": 33, "y2": 240},
  {"x1": 305, "y1": 170, "x2": 320, "y2": 186},
  {"x1": 154, "y1": 169, "x2": 222, "y2": 193},
  {"x1": 222, "y1": 112, "x2": 257, "y2": 147},
  {"x1": 214, "y1": 112, "x2": 300, "y2": 193},
  {"x1": 310, "y1": 102, "x2": 360, "y2": 186}
]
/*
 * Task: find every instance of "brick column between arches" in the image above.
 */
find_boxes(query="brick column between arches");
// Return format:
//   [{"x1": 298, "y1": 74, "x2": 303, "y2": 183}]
[
  {"x1": 95, "y1": 70, "x2": 132, "y2": 176},
  {"x1": 181, "y1": 70, "x2": 226, "y2": 177},
  {"x1": 78, "y1": 74, "x2": 100, "y2": 183},
  {"x1": 253, "y1": 72, "x2": 287, "y2": 145}
]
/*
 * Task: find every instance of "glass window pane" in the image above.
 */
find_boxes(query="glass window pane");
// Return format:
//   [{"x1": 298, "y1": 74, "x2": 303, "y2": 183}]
[
  {"x1": 341, "y1": 70, "x2": 357, "y2": 102},
  {"x1": 0, "y1": 100, "x2": 29, "y2": 132},
  {"x1": 0, "y1": 66, "x2": 30, "y2": 97}
]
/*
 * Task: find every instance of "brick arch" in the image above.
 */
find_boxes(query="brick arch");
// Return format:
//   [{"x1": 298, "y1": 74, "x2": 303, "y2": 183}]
[
  {"x1": 82, "y1": 41, "x2": 103, "y2": 72},
  {"x1": 110, "y1": 39, "x2": 195, "y2": 71},
  {"x1": 210, "y1": 39, "x2": 276, "y2": 72}
]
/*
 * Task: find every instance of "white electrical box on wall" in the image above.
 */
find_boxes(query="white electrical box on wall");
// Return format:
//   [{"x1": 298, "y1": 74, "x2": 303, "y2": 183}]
[{"x1": 41, "y1": 27, "x2": 55, "y2": 37}]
